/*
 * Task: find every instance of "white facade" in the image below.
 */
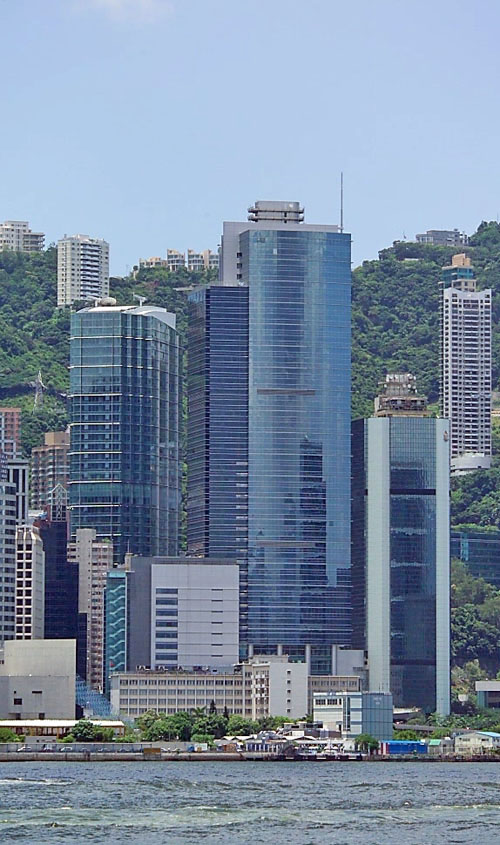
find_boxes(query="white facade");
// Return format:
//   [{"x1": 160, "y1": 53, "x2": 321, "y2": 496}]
[
  {"x1": 15, "y1": 525, "x2": 44, "y2": 639},
  {"x1": 0, "y1": 220, "x2": 44, "y2": 253},
  {"x1": 68, "y1": 529, "x2": 113, "y2": 692},
  {"x1": 110, "y1": 656, "x2": 307, "y2": 720},
  {"x1": 57, "y1": 234, "x2": 110, "y2": 306},
  {"x1": 0, "y1": 480, "x2": 17, "y2": 644},
  {"x1": 440, "y1": 255, "x2": 492, "y2": 471},
  {"x1": 0, "y1": 639, "x2": 75, "y2": 719},
  {"x1": 149, "y1": 559, "x2": 239, "y2": 670},
  {"x1": 454, "y1": 731, "x2": 500, "y2": 754},
  {"x1": 313, "y1": 691, "x2": 393, "y2": 741},
  {"x1": 186, "y1": 249, "x2": 219, "y2": 271},
  {"x1": 7, "y1": 457, "x2": 29, "y2": 525},
  {"x1": 245, "y1": 656, "x2": 308, "y2": 721}
]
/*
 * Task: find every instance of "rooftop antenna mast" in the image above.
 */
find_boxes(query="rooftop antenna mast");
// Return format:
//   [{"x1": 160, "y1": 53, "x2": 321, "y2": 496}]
[{"x1": 340, "y1": 171, "x2": 344, "y2": 233}]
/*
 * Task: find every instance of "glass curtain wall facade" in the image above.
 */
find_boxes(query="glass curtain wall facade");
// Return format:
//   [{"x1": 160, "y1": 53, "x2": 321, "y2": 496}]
[
  {"x1": 187, "y1": 287, "x2": 249, "y2": 559},
  {"x1": 243, "y1": 228, "x2": 351, "y2": 673},
  {"x1": 353, "y1": 417, "x2": 450, "y2": 714},
  {"x1": 69, "y1": 305, "x2": 180, "y2": 562}
]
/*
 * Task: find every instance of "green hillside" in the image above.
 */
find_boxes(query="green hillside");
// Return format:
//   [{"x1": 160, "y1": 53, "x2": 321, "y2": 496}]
[{"x1": 2, "y1": 222, "x2": 500, "y2": 531}]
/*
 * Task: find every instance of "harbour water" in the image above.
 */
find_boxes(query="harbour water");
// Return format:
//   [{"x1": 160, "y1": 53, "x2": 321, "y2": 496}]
[{"x1": 0, "y1": 760, "x2": 499, "y2": 844}]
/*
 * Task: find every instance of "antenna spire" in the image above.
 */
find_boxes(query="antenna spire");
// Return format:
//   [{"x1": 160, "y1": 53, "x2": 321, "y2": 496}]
[{"x1": 340, "y1": 171, "x2": 344, "y2": 233}]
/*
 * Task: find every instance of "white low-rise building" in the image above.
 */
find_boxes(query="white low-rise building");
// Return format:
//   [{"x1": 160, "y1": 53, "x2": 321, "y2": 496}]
[
  {"x1": 313, "y1": 690, "x2": 393, "y2": 741},
  {"x1": 0, "y1": 639, "x2": 76, "y2": 719},
  {"x1": 110, "y1": 655, "x2": 308, "y2": 720},
  {"x1": 454, "y1": 731, "x2": 500, "y2": 754}
]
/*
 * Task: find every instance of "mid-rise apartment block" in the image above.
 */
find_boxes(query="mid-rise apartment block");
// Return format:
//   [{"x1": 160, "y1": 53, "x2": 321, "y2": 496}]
[
  {"x1": 30, "y1": 431, "x2": 69, "y2": 511},
  {"x1": 352, "y1": 376, "x2": 450, "y2": 715},
  {"x1": 186, "y1": 249, "x2": 219, "y2": 272},
  {"x1": 15, "y1": 525, "x2": 44, "y2": 640},
  {"x1": 188, "y1": 200, "x2": 352, "y2": 674},
  {"x1": 440, "y1": 254, "x2": 492, "y2": 472},
  {"x1": 57, "y1": 234, "x2": 110, "y2": 307},
  {"x1": 69, "y1": 300, "x2": 180, "y2": 562},
  {"x1": 139, "y1": 250, "x2": 219, "y2": 273},
  {"x1": 0, "y1": 221, "x2": 44, "y2": 253},
  {"x1": 0, "y1": 408, "x2": 21, "y2": 459},
  {"x1": 416, "y1": 229, "x2": 468, "y2": 246},
  {"x1": 68, "y1": 529, "x2": 113, "y2": 692}
]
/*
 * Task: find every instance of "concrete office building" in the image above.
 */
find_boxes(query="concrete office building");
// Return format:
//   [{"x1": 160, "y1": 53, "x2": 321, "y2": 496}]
[
  {"x1": 0, "y1": 477, "x2": 17, "y2": 645},
  {"x1": 57, "y1": 234, "x2": 110, "y2": 307},
  {"x1": 110, "y1": 654, "x2": 308, "y2": 720},
  {"x1": 313, "y1": 691, "x2": 393, "y2": 741},
  {"x1": 0, "y1": 221, "x2": 44, "y2": 253},
  {"x1": 352, "y1": 376, "x2": 450, "y2": 715},
  {"x1": 440, "y1": 254, "x2": 492, "y2": 472},
  {"x1": 0, "y1": 639, "x2": 76, "y2": 719},
  {"x1": 69, "y1": 300, "x2": 180, "y2": 562},
  {"x1": 0, "y1": 408, "x2": 21, "y2": 459},
  {"x1": 68, "y1": 529, "x2": 113, "y2": 692},
  {"x1": 105, "y1": 556, "x2": 239, "y2": 675},
  {"x1": 188, "y1": 200, "x2": 352, "y2": 674},
  {"x1": 30, "y1": 431, "x2": 69, "y2": 511},
  {"x1": 415, "y1": 229, "x2": 468, "y2": 246},
  {"x1": 15, "y1": 525, "x2": 45, "y2": 640}
]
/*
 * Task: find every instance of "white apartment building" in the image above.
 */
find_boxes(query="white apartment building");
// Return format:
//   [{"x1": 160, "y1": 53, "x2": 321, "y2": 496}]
[
  {"x1": 186, "y1": 249, "x2": 219, "y2": 271},
  {"x1": 440, "y1": 254, "x2": 492, "y2": 472},
  {"x1": 15, "y1": 525, "x2": 44, "y2": 640},
  {"x1": 139, "y1": 256, "x2": 168, "y2": 270},
  {"x1": 166, "y1": 249, "x2": 185, "y2": 271},
  {"x1": 57, "y1": 234, "x2": 109, "y2": 307},
  {"x1": 0, "y1": 221, "x2": 44, "y2": 253},
  {"x1": 68, "y1": 529, "x2": 113, "y2": 692}
]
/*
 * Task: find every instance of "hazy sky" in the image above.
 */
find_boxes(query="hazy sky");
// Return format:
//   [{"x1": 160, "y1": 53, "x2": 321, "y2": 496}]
[{"x1": 2, "y1": 0, "x2": 499, "y2": 273}]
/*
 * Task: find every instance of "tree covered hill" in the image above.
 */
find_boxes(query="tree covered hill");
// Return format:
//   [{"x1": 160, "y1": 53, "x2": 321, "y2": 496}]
[{"x1": 2, "y1": 220, "x2": 500, "y2": 464}]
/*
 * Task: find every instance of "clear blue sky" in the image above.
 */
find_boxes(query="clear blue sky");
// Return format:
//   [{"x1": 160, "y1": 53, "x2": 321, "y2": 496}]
[{"x1": 2, "y1": 0, "x2": 499, "y2": 274}]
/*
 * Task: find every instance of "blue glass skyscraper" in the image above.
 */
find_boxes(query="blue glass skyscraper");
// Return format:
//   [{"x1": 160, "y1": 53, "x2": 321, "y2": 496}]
[
  {"x1": 188, "y1": 202, "x2": 351, "y2": 673},
  {"x1": 69, "y1": 302, "x2": 180, "y2": 562}
]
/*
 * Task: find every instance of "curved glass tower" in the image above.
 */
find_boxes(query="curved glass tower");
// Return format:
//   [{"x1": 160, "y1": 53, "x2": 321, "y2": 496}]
[{"x1": 69, "y1": 303, "x2": 180, "y2": 563}]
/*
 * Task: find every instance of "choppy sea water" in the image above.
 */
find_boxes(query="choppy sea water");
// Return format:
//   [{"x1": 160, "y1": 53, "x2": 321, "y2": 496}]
[{"x1": 0, "y1": 761, "x2": 499, "y2": 844}]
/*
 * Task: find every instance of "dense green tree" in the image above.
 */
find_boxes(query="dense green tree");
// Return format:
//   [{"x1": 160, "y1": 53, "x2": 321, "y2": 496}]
[
  {"x1": 354, "y1": 734, "x2": 379, "y2": 753},
  {"x1": 71, "y1": 720, "x2": 99, "y2": 742},
  {"x1": 227, "y1": 715, "x2": 259, "y2": 735}
]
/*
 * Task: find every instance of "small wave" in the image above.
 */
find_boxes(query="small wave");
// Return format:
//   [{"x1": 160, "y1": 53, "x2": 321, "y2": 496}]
[{"x1": 0, "y1": 777, "x2": 73, "y2": 786}]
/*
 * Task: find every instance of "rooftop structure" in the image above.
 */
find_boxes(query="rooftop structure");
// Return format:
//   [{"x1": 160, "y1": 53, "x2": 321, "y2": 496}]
[
  {"x1": 374, "y1": 373, "x2": 429, "y2": 417},
  {"x1": 416, "y1": 229, "x2": 468, "y2": 246}
]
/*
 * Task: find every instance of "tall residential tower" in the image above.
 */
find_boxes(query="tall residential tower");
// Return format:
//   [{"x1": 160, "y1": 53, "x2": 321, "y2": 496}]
[
  {"x1": 57, "y1": 234, "x2": 110, "y2": 307},
  {"x1": 440, "y1": 253, "x2": 492, "y2": 473}
]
